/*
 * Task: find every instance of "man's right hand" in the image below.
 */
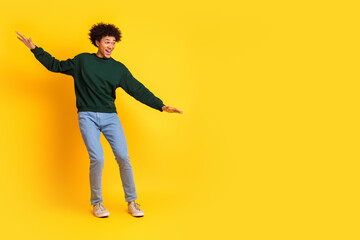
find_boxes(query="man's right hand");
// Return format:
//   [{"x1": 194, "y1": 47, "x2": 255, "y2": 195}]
[{"x1": 16, "y1": 31, "x2": 35, "y2": 50}]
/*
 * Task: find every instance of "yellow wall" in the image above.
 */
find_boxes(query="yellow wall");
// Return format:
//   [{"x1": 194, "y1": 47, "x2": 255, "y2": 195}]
[{"x1": 1, "y1": 0, "x2": 359, "y2": 239}]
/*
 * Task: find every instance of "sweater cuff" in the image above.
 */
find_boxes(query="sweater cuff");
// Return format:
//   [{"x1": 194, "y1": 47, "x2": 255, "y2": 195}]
[
  {"x1": 30, "y1": 45, "x2": 40, "y2": 54},
  {"x1": 159, "y1": 104, "x2": 165, "y2": 112}
]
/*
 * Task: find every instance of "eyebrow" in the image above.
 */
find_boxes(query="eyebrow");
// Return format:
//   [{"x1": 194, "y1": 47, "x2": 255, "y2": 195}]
[{"x1": 105, "y1": 39, "x2": 116, "y2": 41}]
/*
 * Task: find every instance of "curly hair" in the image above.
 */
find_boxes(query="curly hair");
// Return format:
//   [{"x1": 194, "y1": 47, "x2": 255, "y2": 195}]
[{"x1": 88, "y1": 22, "x2": 122, "y2": 47}]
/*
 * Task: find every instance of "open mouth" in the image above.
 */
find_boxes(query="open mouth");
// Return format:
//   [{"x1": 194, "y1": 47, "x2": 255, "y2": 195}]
[{"x1": 105, "y1": 49, "x2": 112, "y2": 55}]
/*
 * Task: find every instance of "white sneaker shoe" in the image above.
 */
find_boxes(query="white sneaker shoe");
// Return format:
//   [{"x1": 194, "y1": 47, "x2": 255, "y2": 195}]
[
  {"x1": 128, "y1": 202, "x2": 144, "y2": 217},
  {"x1": 93, "y1": 203, "x2": 110, "y2": 218}
]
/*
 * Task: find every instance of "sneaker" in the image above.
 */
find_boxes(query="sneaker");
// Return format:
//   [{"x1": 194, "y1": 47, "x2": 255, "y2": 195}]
[
  {"x1": 93, "y1": 203, "x2": 110, "y2": 218},
  {"x1": 128, "y1": 202, "x2": 144, "y2": 217}
]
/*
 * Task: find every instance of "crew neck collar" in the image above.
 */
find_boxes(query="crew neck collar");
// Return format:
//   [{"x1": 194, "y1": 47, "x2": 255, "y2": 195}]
[{"x1": 93, "y1": 53, "x2": 112, "y2": 61}]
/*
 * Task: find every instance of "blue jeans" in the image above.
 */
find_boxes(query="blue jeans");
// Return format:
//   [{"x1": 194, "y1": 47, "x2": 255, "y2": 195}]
[{"x1": 78, "y1": 111, "x2": 137, "y2": 205}]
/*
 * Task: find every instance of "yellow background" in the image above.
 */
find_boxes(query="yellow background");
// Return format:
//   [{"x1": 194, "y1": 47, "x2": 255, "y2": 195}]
[{"x1": 1, "y1": 0, "x2": 359, "y2": 239}]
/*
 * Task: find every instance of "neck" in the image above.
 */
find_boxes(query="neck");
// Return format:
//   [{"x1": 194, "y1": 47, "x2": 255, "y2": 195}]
[{"x1": 96, "y1": 51, "x2": 106, "y2": 58}]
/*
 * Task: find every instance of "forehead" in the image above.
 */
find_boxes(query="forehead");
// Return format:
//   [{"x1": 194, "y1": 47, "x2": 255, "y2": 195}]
[{"x1": 101, "y1": 36, "x2": 116, "y2": 41}]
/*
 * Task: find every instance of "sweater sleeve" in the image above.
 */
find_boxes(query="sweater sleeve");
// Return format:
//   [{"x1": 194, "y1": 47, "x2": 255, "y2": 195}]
[
  {"x1": 30, "y1": 46, "x2": 77, "y2": 76},
  {"x1": 119, "y1": 66, "x2": 164, "y2": 112}
]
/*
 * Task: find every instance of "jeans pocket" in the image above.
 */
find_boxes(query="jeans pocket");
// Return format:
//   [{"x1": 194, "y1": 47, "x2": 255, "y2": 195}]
[{"x1": 78, "y1": 112, "x2": 88, "y2": 122}]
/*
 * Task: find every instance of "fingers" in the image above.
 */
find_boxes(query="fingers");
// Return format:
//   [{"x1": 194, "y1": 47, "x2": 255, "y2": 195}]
[
  {"x1": 17, "y1": 36, "x2": 29, "y2": 47},
  {"x1": 17, "y1": 36, "x2": 25, "y2": 43},
  {"x1": 170, "y1": 107, "x2": 182, "y2": 113},
  {"x1": 16, "y1": 31, "x2": 31, "y2": 44},
  {"x1": 164, "y1": 106, "x2": 183, "y2": 114},
  {"x1": 16, "y1": 31, "x2": 26, "y2": 39},
  {"x1": 16, "y1": 31, "x2": 34, "y2": 49},
  {"x1": 174, "y1": 108, "x2": 183, "y2": 114},
  {"x1": 16, "y1": 31, "x2": 27, "y2": 40}
]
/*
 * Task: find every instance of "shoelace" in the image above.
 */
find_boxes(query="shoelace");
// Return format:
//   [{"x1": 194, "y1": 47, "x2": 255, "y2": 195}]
[
  {"x1": 133, "y1": 203, "x2": 141, "y2": 211},
  {"x1": 96, "y1": 203, "x2": 106, "y2": 211}
]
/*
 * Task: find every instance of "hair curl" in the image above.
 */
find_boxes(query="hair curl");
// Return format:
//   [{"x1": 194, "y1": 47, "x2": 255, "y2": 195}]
[{"x1": 88, "y1": 22, "x2": 121, "y2": 47}]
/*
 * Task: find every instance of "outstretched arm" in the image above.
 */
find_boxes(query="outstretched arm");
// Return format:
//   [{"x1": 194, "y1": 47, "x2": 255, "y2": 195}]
[
  {"x1": 120, "y1": 66, "x2": 183, "y2": 113},
  {"x1": 16, "y1": 31, "x2": 76, "y2": 76}
]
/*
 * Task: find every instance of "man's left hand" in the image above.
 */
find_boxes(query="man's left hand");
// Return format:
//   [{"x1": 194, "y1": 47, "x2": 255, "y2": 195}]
[{"x1": 162, "y1": 106, "x2": 183, "y2": 114}]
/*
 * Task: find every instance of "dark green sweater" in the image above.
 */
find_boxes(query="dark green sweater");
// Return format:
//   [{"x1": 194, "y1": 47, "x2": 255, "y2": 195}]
[{"x1": 30, "y1": 46, "x2": 164, "y2": 113}]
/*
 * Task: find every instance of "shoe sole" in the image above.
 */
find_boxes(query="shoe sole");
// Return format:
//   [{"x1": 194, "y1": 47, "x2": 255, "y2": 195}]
[
  {"x1": 94, "y1": 213, "x2": 110, "y2": 218},
  {"x1": 128, "y1": 211, "x2": 144, "y2": 217}
]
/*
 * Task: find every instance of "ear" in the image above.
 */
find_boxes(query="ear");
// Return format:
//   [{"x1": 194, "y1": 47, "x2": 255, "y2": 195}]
[{"x1": 95, "y1": 40, "x2": 99, "y2": 47}]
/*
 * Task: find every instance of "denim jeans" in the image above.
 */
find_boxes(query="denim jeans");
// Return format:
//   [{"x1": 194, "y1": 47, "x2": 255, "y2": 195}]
[{"x1": 78, "y1": 111, "x2": 137, "y2": 205}]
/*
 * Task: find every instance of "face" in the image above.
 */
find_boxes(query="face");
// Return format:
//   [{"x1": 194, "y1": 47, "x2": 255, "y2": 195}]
[{"x1": 95, "y1": 36, "x2": 116, "y2": 58}]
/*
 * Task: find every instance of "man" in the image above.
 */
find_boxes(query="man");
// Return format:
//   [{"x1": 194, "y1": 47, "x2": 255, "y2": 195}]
[{"x1": 16, "y1": 22, "x2": 182, "y2": 218}]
